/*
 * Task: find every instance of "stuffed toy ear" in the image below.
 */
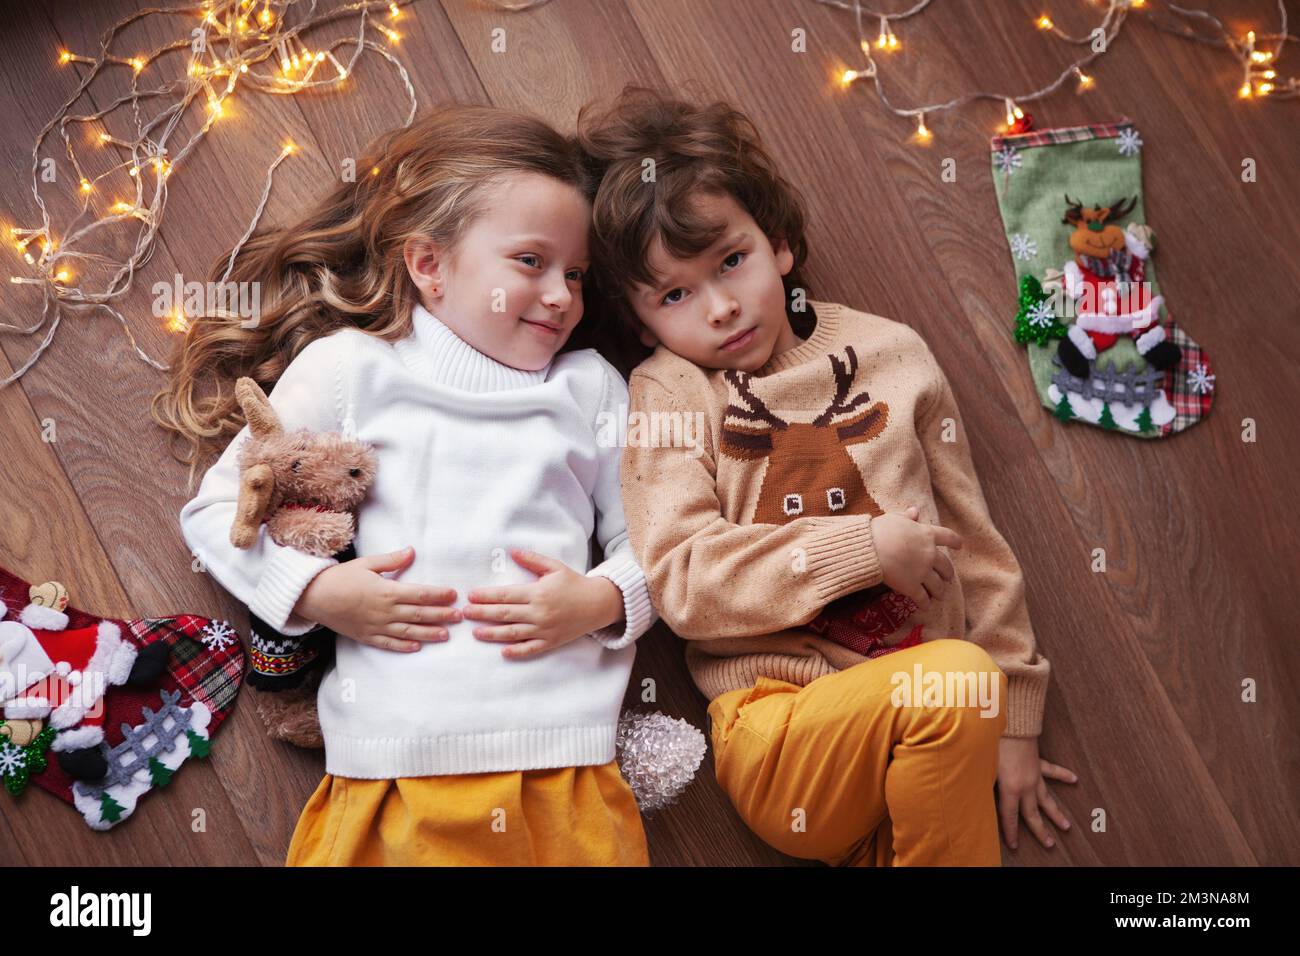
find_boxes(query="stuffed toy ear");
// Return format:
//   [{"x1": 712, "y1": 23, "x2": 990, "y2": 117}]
[
  {"x1": 230, "y1": 463, "x2": 276, "y2": 549},
  {"x1": 235, "y1": 376, "x2": 282, "y2": 440}
]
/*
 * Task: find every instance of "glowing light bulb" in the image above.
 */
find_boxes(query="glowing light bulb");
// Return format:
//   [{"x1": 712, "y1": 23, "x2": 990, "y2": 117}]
[
  {"x1": 130, "y1": 56, "x2": 146, "y2": 73},
  {"x1": 59, "y1": 50, "x2": 72, "y2": 64},
  {"x1": 1037, "y1": 16, "x2": 1054, "y2": 31},
  {"x1": 79, "y1": 178, "x2": 92, "y2": 192},
  {"x1": 915, "y1": 115, "x2": 932, "y2": 143}
]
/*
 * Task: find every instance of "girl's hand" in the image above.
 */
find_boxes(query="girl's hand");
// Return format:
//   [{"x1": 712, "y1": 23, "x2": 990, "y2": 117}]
[
  {"x1": 870, "y1": 507, "x2": 962, "y2": 608},
  {"x1": 996, "y1": 736, "x2": 1079, "y2": 851},
  {"x1": 293, "y1": 546, "x2": 462, "y2": 652},
  {"x1": 463, "y1": 548, "x2": 624, "y2": 660}
]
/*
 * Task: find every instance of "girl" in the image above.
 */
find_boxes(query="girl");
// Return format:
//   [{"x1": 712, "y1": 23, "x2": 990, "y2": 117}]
[{"x1": 153, "y1": 105, "x2": 656, "y2": 866}]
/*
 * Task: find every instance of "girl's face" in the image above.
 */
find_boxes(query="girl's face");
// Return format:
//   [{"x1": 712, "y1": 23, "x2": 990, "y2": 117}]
[{"x1": 407, "y1": 171, "x2": 592, "y2": 372}]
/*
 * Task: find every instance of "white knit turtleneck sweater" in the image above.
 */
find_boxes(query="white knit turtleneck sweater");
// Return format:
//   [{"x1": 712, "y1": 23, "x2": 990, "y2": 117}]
[{"x1": 179, "y1": 304, "x2": 656, "y2": 778}]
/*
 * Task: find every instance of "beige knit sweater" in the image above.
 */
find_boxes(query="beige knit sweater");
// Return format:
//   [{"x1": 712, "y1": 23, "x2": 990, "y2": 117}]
[{"x1": 620, "y1": 300, "x2": 1050, "y2": 737}]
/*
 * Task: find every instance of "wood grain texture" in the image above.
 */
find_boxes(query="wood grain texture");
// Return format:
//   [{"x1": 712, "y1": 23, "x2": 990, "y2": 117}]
[{"x1": 0, "y1": 0, "x2": 1295, "y2": 867}]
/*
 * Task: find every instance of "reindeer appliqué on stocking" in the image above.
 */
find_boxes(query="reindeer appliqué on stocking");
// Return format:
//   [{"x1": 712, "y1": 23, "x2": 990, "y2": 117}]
[
  {"x1": 1054, "y1": 195, "x2": 1182, "y2": 379},
  {"x1": 719, "y1": 346, "x2": 922, "y2": 657}
]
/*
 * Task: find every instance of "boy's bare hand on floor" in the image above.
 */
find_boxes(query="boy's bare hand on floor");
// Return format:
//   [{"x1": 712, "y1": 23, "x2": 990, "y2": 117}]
[
  {"x1": 293, "y1": 545, "x2": 461, "y2": 652},
  {"x1": 462, "y1": 548, "x2": 625, "y2": 660},
  {"x1": 997, "y1": 737, "x2": 1079, "y2": 851},
  {"x1": 871, "y1": 506, "x2": 962, "y2": 608}
]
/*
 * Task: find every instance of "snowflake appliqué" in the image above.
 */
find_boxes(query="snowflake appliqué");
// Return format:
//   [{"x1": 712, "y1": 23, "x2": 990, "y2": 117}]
[
  {"x1": 0, "y1": 741, "x2": 27, "y2": 776},
  {"x1": 199, "y1": 620, "x2": 238, "y2": 652},
  {"x1": 1010, "y1": 233, "x2": 1038, "y2": 261},
  {"x1": 994, "y1": 146, "x2": 1022, "y2": 175},
  {"x1": 1117, "y1": 128, "x2": 1143, "y2": 156},
  {"x1": 1186, "y1": 363, "x2": 1216, "y2": 395},
  {"x1": 1027, "y1": 301, "x2": 1056, "y2": 329}
]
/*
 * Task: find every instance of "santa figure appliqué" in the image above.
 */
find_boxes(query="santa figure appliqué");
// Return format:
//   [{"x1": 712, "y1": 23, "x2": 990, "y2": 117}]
[
  {"x1": 0, "y1": 581, "x2": 169, "y2": 781},
  {"x1": 1054, "y1": 195, "x2": 1182, "y2": 379}
]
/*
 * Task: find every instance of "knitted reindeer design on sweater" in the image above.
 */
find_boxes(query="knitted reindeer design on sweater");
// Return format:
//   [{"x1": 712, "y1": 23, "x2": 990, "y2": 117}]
[
  {"x1": 720, "y1": 346, "x2": 889, "y2": 522},
  {"x1": 719, "y1": 346, "x2": 921, "y2": 656}
]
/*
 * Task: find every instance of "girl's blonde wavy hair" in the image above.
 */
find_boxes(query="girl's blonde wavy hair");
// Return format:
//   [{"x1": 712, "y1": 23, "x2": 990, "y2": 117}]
[{"x1": 152, "y1": 104, "x2": 599, "y2": 493}]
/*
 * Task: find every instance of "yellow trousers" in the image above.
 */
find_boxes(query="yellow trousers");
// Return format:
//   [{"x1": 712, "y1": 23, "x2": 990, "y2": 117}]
[
  {"x1": 285, "y1": 760, "x2": 649, "y2": 866},
  {"x1": 708, "y1": 638, "x2": 1007, "y2": 866}
]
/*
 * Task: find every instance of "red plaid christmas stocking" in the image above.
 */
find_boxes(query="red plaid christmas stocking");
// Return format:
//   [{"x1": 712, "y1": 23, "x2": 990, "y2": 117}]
[{"x1": 0, "y1": 564, "x2": 243, "y2": 829}]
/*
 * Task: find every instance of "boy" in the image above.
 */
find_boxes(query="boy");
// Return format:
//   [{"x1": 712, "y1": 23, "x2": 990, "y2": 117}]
[{"x1": 579, "y1": 88, "x2": 1076, "y2": 866}]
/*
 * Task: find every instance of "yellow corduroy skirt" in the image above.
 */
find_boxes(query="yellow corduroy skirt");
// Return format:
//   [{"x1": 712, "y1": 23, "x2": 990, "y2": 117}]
[
  {"x1": 708, "y1": 638, "x2": 1008, "y2": 867},
  {"x1": 285, "y1": 759, "x2": 649, "y2": 867}
]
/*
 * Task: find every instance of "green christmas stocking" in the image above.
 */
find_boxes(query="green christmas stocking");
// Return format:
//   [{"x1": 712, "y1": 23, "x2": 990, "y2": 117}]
[{"x1": 990, "y1": 119, "x2": 1215, "y2": 437}]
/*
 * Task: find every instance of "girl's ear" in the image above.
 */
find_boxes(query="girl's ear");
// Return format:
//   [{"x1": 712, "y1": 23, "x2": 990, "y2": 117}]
[{"x1": 404, "y1": 237, "x2": 451, "y2": 304}]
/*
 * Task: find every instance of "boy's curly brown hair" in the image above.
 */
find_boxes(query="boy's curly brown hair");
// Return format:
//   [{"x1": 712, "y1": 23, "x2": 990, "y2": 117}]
[{"x1": 576, "y1": 86, "x2": 816, "y2": 363}]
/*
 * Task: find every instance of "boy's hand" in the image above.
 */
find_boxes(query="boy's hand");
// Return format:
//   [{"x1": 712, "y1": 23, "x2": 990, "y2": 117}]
[
  {"x1": 463, "y1": 548, "x2": 624, "y2": 660},
  {"x1": 996, "y1": 736, "x2": 1079, "y2": 851},
  {"x1": 293, "y1": 546, "x2": 461, "y2": 652},
  {"x1": 871, "y1": 507, "x2": 962, "y2": 608}
]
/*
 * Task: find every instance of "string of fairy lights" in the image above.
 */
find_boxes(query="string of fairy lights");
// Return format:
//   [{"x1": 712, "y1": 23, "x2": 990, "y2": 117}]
[
  {"x1": 0, "y1": 0, "x2": 1293, "y2": 387},
  {"x1": 0, "y1": 0, "x2": 429, "y2": 388},
  {"x1": 829, "y1": 0, "x2": 1297, "y2": 143}
]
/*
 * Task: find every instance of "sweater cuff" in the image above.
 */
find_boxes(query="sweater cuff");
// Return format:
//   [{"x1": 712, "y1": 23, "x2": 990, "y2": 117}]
[
  {"x1": 585, "y1": 556, "x2": 656, "y2": 651},
  {"x1": 1002, "y1": 673, "x2": 1049, "y2": 738},
  {"x1": 803, "y1": 515, "x2": 883, "y2": 607},
  {"x1": 250, "y1": 548, "x2": 339, "y2": 637}
]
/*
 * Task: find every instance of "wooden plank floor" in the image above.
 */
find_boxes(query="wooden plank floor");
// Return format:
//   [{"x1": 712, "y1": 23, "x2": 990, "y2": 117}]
[{"x1": 0, "y1": 0, "x2": 1296, "y2": 866}]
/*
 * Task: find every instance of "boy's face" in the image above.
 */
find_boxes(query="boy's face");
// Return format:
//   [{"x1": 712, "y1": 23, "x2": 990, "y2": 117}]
[{"x1": 626, "y1": 191, "x2": 799, "y2": 371}]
